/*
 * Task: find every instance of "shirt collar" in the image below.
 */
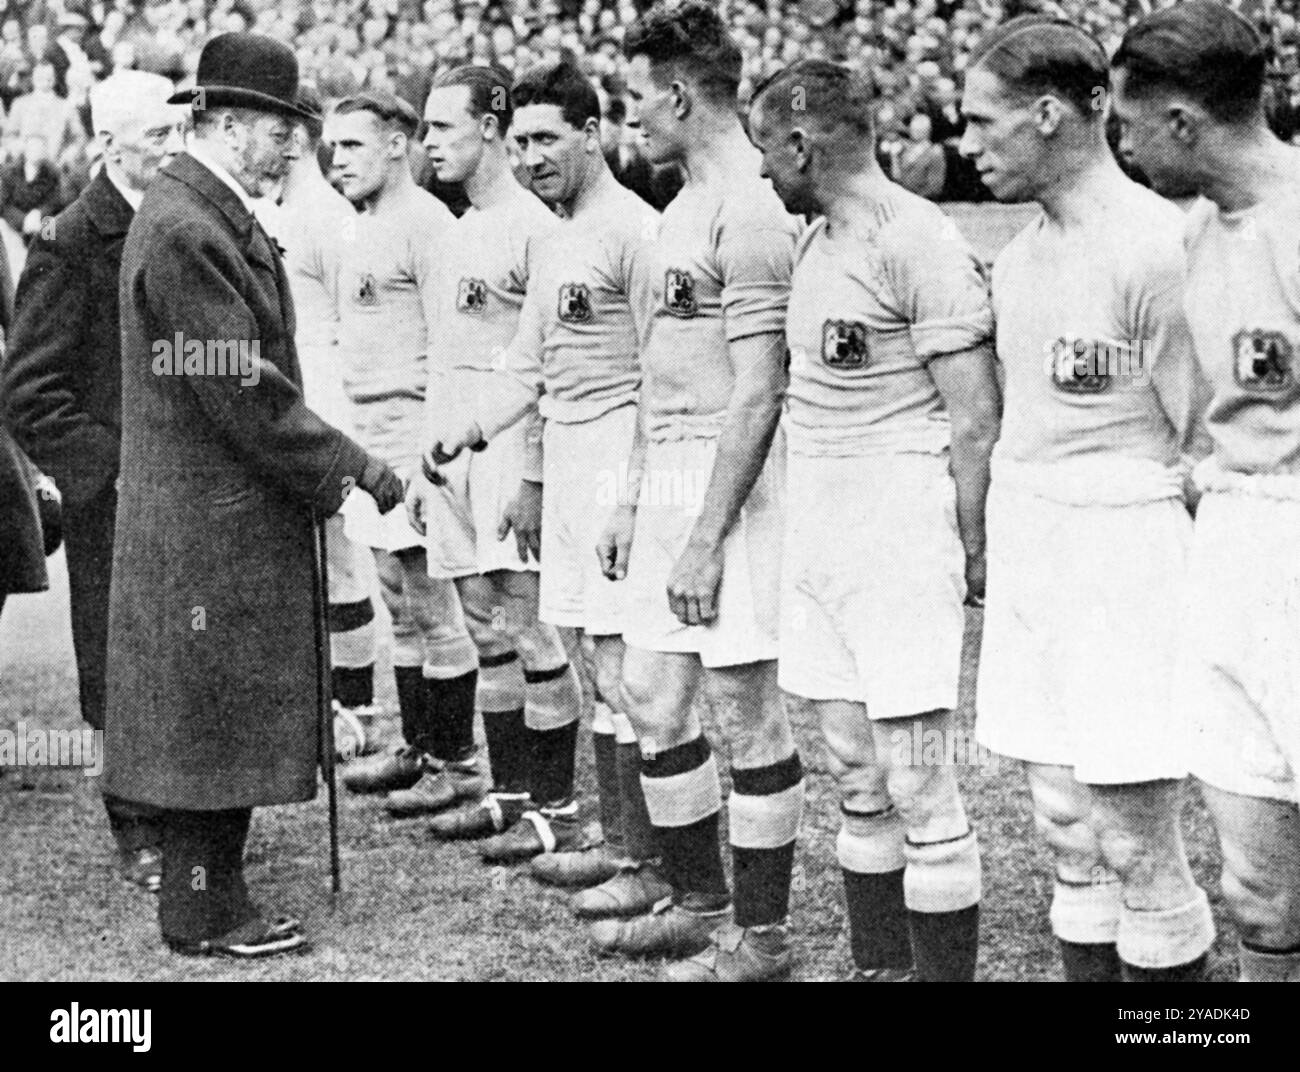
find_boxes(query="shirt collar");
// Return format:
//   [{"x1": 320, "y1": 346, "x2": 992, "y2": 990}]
[
  {"x1": 186, "y1": 140, "x2": 256, "y2": 214},
  {"x1": 104, "y1": 167, "x2": 143, "y2": 211}
]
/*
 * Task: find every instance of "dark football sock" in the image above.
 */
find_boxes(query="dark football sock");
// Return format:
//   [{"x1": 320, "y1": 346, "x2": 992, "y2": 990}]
[
  {"x1": 427, "y1": 669, "x2": 477, "y2": 763},
  {"x1": 394, "y1": 665, "x2": 432, "y2": 754},
  {"x1": 617, "y1": 741, "x2": 657, "y2": 862},
  {"x1": 528, "y1": 717, "x2": 579, "y2": 807},
  {"x1": 641, "y1": 736, "x2": 728, "y2": 905},
  {"x1": 1060, "y1": 940, "x2": 1122, "y2": 982},
  {"x1": 844, "y1": 868, "x2": 914, "y2": 972},
  {"x1": 593, "y1": 729, "x2": 623, "y2": 852},
  {"x1": 908, "y1": 904, "x2": 980, "y2": 982},
  {"x1": 1120, "y1": 953, "x2": 1208, "y2": 983},
  {"x1": 482, "y1": 707, "x2": 529, "y2": 795},
  {"x1": 730, "y1": 753, "x2": 804, "y2": 928},
  {"x1": 332, "y1": 665, "x2": 374, "y2": 710}
]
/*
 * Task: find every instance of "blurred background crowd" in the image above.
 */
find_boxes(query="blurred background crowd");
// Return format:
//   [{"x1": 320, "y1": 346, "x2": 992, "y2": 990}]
[{"x1": 1, "y1": 0, "x2": 1299, "y2": 241}]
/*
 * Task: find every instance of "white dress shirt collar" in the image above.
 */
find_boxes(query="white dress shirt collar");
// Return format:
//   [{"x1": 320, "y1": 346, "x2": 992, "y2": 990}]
[
  {"x1": 186, "y1": 139, "x2": 256, "y2": 214},
  {"x1": 104, "y1": 168, "x2": 143, "y2": 211}
]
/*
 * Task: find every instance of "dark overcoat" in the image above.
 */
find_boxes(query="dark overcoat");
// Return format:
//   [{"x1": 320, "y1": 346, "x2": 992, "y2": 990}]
[
  {"x1": 2, "y1": 168, "x2": 132, "y2": 508},
  {"x1": 1, "y1": 167, "x2": 134, "y2": 730},
  {"x1": 0, "y1": 424, "x2": 47, "y2": 596},
  {"x1": 105, "y1": 152, "x2": 370, "y2": 811}
]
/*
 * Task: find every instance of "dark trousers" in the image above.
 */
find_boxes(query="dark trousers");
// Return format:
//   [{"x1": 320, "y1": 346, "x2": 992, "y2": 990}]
[
  {"x1": 158, "y1": 807, "x2": 256, "y2": 943},
  {"x1": 64, "y1": 480, "x2": 160, "y2": 850}
]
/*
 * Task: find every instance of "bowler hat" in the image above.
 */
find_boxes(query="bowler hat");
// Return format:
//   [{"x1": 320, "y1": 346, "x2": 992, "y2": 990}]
[{"x1": 169, "y1": 33, "x2": 319, "y2": 120}]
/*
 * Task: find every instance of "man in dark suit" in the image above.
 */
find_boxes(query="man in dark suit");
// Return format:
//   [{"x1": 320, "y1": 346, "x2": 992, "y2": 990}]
[
  {"x1": 107, "y1": 33, "x2": 405, "y2": 959},
  {"x1": 0, "y1": 424, "x2": 47, "y2": 620},
  {"x1": 2, "y1": 68, "x2": 185, "y2": 894}
]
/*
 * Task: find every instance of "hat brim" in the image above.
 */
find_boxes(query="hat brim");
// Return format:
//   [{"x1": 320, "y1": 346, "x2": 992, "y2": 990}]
[{"x1": 168, "y1": 84, "x2": 320, "y2": 121}]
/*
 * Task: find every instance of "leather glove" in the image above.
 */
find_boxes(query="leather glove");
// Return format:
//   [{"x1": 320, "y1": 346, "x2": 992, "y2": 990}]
[{"x1": 359, "y1": 457, "x2": 405, "y2": 515}]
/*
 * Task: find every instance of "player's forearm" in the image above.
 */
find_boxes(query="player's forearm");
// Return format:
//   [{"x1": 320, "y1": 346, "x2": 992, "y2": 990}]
[
  {"x1": 688, "y1": 366, "x2": 785, "y2": 550},
  {"x1": 620, "y1": 393, "x2": 650, "y2": 509},
  {"x1": 949, "y1": 411, "x2": 997, "y2": 561},
  {"x1": 476, "y1": 375, "x2": 540, "y2": 443}
]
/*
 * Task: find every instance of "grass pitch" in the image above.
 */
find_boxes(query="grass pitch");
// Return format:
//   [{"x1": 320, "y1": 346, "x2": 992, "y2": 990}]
[{"x1": 0, "y1": 202, "x2": 1238, "y2": 982}]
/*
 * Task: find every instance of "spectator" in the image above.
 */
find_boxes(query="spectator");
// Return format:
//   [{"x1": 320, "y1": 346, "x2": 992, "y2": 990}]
[
  {"x1": 51, "y1": 10, "x2": 95, "y2": 96},
  {"x1": 601, "y1": 92, "x2": 681, "y2": 210},
  {"x1": 0, "y1": 0, "x2": 1291, "y2": 209},
  {"x1": 7, "y1": 60, "x2": 87, "y2": 160},
  {"x1": 1, "y1": 132, "x2": 64, "y2": 241},
  {"x1": 0, "y1": 17, "x2": 27, "y2": 109},
  {"x1": 23, "y1": 22, "x2": 51, "y2": 87},
  {"x1": 892, "y1": 111, "x2": 947, "y2": 199},
  {"x1": 926, "y1": 75, "x2": 965, "y2": 143}
]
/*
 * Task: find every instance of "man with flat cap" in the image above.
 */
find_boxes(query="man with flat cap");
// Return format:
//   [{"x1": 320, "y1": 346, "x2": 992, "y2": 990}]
[
  {"x1": 106, "y1": 32, "x2": 406, "y2": 959},
  {"x1": 3, "y1": 69, "x2": 186, "y2": 896}
]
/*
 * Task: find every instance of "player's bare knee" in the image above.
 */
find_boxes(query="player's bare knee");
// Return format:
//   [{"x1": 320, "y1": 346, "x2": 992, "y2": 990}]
[
  {"x1": 462, "y1": 605, "x2": 509, "y2": 657},
  {"x1": 592, "y1": 660, "x2": 624, "y2": 714},
  {"x1": 1221, "y1": 864, "x2": 1300, "y2": 947},
  {"x1": 589, "y1": 638, "x2": 623, "y2": 707},
  {"x1": 512, "y1": 621, "x2": 567, "y2": 673},
  {"x1": 703, "y1": 660, "x2": 771, "y2": 715},
  {"x1": 1032, "y1": 784, "x2": 1101, "y2": 880},
  {"x1": 619, "y1": 666, "x2": 694, "y2": 754},
  {"x1": 886, "y1": 762, "x2": 965, "y2": 842},
  {"x1": 619, "y1": 659, "x2": 658, "y2": 717},
  {"x1": 1093, "y1": 822, "x2": 1148, "y2": 883},
  {"x1": 707, "y1": 663, "x2": 792, "y2": 765},
  {"x1": 840, "y1": 761, "x2": 891, "y2": 816}
]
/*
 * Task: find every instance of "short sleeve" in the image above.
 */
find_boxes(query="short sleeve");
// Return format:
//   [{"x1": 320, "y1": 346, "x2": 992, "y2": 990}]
[
  {"x1": 885, "y1": 211, "x2": 994, "y2": 363},
  {"x1": 1132, "y1": 242, "x2": 1211, "y2": 457},
  {"x1": 620, "y1": 208, "x2": 660, "y2": 351},
  {"x1": 717, "y1": 204, "x2": 799, "y2": 344}
]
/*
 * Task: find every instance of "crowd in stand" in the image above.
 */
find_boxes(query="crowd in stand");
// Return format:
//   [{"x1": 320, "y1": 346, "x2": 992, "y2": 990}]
[{"x1": 1, "y1": 0, "x2": 1299, "y2": 227}]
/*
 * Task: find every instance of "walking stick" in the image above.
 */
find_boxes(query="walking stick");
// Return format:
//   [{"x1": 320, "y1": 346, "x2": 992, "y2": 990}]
[{"x1": 312, "y1": 508, "x2": 342, "y2": 898}]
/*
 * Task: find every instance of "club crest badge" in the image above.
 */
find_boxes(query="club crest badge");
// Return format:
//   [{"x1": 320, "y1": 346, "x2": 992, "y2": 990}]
[
  {"x1": 822, "y1": 320, "x2": 870, "y2": 370},
  {"x1": 458, "y1": 278, "x2": 488, "y2": 314},
  {"x1": 1232, "y1": 329, "x2": 1293, "y2": 392},
  {"x1": 356, "y1": 272, "x2": 378, "y2": 307},
  {"x1": 664, "y1": 268, "x2": 698, "y2": 317},
  {"x1": 1049, "y1": 336, "x2": 1111, "y2": 394},
  {"x1": 557, "y1": 283, "x2": 593, "y2": 324}
]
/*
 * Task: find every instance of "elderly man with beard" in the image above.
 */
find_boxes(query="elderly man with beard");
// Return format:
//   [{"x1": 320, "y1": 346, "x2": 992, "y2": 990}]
[
  {"x1": 106, "y1": 33, "x2": 405, "y2": 959},
  {"x1": 2, "y1": 69, "x2": 185, "y2": 896}
]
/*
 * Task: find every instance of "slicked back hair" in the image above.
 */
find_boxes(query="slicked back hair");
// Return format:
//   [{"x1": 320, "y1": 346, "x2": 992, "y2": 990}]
[
  {"x1": 334, "y1": 90, "x2": 420, "y2": 139},
  {"x1": 968, "y1": 14, "x2": 1108, "y2": 118},
  {"x1": 1112, "y1": 0, "x2": 1266, "y2": 125},
  {"x1": 511, "y1": 60, "x2": 601, "y2": 130},
  {"x1": 623, "y1": 1, "x2": 743, "y2": 109},
  {"x1": 432, "y1": 63, "x2": 514, "y2": 133},
  {"x1": 751, "y1": 59, "x2": 875, "y2": 142}
]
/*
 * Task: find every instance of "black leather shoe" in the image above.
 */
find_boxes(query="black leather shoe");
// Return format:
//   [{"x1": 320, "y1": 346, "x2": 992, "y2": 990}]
[
  {"x1": 165, "y1": 915, "x2": 309, "y2": 959},
  {"x1": 342, "y1": 745, "x2": 426, "y2": 795}
]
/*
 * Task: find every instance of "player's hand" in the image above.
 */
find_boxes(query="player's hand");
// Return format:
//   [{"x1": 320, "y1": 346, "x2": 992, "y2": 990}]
[
  {"x1": 360, "y1": 457, "x2": 405, "y2": 515},
  {"x1": 964, "y1": 551, "x2": 986, "y2": 608},
  {"x1": 422, "y1": 420, "x2": 485, "y2": 477},
  {"x1": 597, "y1": 504, "x2": 636, "y2": 581},
  {"x1": 499, "y1": 479, "x2": 542, "y2": 564},
  {"x1": 666, "y1": 538, "x2": 724, "y2": 626},
  {"x1": 405, "y1": 470, "x2": 433, "y2": 536}
]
